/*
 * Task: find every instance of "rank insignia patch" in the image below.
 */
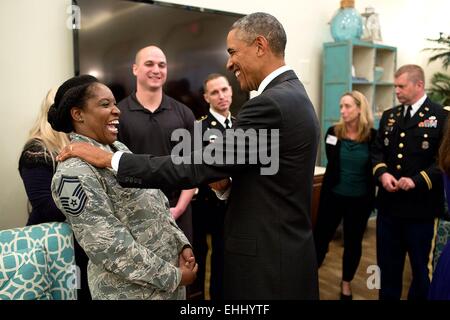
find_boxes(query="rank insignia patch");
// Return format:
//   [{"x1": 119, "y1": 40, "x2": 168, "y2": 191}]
[{"x1": 56, "y1": 176, "x2": 87, "y2": 216}]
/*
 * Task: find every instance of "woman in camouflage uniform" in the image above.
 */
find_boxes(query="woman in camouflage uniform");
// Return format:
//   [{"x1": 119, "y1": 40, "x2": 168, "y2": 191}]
[{"x1": 48, "y1": 75, "x2": 197, "y2": 299}]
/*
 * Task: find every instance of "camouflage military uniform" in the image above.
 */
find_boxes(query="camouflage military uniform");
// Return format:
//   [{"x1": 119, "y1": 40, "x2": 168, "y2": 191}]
[{"x1": 51, "y1": 133, "x2": 190, "y2": 300}]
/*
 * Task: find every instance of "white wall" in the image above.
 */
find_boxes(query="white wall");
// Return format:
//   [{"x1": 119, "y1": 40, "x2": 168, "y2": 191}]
[
  {"x1": 0, "y1": 0, "x2": 73, "y2": 229},
  {"x1": 169, "y1": 0, "x2": 337, "y2": 109},
  {"x1": 357, "y1": 0, "x2": 450, "y2": 86},
  {"x1": 170, "y1": 0, "x2": 450, "y2": 95},
  {"x1": 1, "y1": 0, "x2": 449, "y2": 229}
]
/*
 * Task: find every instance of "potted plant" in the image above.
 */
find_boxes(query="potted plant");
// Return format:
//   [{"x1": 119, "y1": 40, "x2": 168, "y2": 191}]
[{"x1": 423, "y1": 32, "x2": 450, "y2": 106}]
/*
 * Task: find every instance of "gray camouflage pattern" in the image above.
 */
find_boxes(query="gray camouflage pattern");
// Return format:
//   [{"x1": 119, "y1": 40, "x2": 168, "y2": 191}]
[{"x1": 51, "y1": 133, "x2": 190, "y2": 300}]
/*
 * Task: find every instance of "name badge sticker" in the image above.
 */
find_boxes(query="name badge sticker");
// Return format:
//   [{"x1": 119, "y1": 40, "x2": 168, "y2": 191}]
[{"x1": 326, "y1": 134, "x2": 338, "y2": 145}]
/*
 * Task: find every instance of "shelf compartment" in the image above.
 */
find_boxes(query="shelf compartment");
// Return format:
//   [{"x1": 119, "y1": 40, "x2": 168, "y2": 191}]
[
  {"x1": 374, "y1": 85, "x2": 395, "y2": 120},
  {"x1": 353, "y1": 45, "x2": 375, "y2": 82},
  {"x1": 375, "y1": 48, "x2": 396, "y2": 83}
]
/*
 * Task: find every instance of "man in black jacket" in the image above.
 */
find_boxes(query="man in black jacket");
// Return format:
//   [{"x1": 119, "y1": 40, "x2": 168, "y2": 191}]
[
  {"x1": 57, "y1": 12, "x2": 320, "y2": 300},
  {"x1": 191, "y1": 73, "x2": 234, "y2": 300},
  {"x1": 371, "y1": 64, "x2": 448, "y2": 300},
  {"x1": 116, "y1": 45, "x2": 196, "y2": 244}
]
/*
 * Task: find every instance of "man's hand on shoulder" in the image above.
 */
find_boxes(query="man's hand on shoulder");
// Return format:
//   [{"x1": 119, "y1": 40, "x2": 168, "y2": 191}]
[{"x1": 56, "y1": 142, "x2": 113, "y2": 168}]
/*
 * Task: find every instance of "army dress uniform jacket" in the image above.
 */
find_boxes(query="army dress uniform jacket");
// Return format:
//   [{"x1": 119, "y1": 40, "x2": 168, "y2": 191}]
[
  {"x1": 371, "y1": 98, "x2": 448, "y2": 220},
  {"x1": 51, "y1": 133, "x2": 190, "y2": 300},
  {"x1": 194, "y1": 111, "x2": 235, "y2": 202}
]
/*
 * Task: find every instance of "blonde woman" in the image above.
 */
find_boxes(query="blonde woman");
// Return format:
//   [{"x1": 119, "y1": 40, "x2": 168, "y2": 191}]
[
  {"x1": 19, "y1": 88, "x2": 70, "y2": 225},
  {"x1": 18, "y1": 88, "x2": 91, "y2": 300},
  {"x1": 313, "y1": 91, "x2": 377, "y2": 300}
]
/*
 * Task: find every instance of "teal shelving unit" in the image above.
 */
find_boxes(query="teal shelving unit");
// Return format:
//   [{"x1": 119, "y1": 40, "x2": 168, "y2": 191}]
[{"x1": 320, "y1": 40, "x2": 397, "y2": 165}]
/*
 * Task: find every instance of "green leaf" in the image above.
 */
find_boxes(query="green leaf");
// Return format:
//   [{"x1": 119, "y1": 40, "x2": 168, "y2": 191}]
[
  {"x1": 426, "y1": 72, "x2": 450, "y2": 106},
  {"x1": 423, "y1": 33, "x2": 450, "y2": 70}
]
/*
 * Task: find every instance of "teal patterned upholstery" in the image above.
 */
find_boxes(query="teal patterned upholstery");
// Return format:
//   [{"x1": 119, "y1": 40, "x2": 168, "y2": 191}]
[
  {"x1": 0, "y1": 222, "x2": 77, "y2": 300},
  {"x1": 0, "y1": 246, "x2": 53, "y2": 299}
]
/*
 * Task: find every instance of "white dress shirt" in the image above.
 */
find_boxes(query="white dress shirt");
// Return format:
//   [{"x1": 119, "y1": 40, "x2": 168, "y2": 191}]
[
  {"x1": 209, "y1": 108, "x2": 232, "y2": 128},
  {"x1": 405, "y1": 94, "x2": 427, "y2": 117},
  {"x1": 256, "y1": 65, "x2": 292, "y2": 95}
]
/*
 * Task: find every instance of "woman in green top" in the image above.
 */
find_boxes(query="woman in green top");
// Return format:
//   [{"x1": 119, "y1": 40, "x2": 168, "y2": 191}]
[{"x1": 314, "y1": 91, "x2": 377, "y2": 300}]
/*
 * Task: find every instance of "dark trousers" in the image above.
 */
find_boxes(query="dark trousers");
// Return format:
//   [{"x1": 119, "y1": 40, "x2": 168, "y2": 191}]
[
  {"x1": 314, "y1": 192, "x2": 372, "y2": 281},
  {"x1": 376, "y1": 213, "x2": 435, "y2": 300},
  {"x1": 74, "y1": 239, "x2": 91, "y2": 300},
  {"x1": 191, "y1": 199, "x2": 226, "y2": 300}
]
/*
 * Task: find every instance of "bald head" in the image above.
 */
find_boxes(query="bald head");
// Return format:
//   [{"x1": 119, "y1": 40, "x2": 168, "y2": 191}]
[{"x1": 134, "y1": 45, "x2": 166, "y2": 65}]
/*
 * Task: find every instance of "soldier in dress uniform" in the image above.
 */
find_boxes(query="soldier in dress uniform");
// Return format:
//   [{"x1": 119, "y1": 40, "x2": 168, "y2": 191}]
[
  {"x1": 48, "y1": 75, "x2": 197, "y2": 299},
  {"x1": 191, "y1": 73, "x2": 234, "y2": 300},
  {"x1": 371, "y1": 64, "x2": 449, "y2": 300}
]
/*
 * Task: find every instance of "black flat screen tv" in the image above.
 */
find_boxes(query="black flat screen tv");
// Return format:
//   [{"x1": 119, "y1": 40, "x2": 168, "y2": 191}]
[{"x1": 73, "y1": 0, "x2": 247, "y2": 118}]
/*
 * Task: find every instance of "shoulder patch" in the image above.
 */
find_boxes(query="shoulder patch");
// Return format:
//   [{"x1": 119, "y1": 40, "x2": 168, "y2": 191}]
[
  {"x1": 196, "y1": 115, "x2": 208, "y2": 122},
  {"x1": 444, "y1": 106, "x2": 450, "y2": 112},
  {"x1": 56, "y1": 176, "x2": 87, "y2": 216}
]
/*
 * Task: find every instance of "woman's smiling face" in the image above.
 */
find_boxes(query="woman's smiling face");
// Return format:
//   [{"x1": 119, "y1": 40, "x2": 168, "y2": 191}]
[{"x1": 75, "y1": 83, "x2": 121, "y2": 145}]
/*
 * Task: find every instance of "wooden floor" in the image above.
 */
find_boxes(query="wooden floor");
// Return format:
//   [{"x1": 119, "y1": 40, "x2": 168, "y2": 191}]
[
  {"x1": 319, "y1": 217, "x2": 412, "y2": 300},
  {"x1": 203, "y1": 217, "x2": 413, "y2": 300}
]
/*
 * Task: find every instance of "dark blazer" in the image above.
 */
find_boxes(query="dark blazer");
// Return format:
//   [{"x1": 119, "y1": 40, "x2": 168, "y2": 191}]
[
  {"x1": 117, "y1": 70, "x2": 320, "y2": 299},
  {"x1": 320, "y1": 126, "x2": 377, "y2": 206},
  {"x1": 371, "y1": 98, "x2": 448, "y2": 219}
]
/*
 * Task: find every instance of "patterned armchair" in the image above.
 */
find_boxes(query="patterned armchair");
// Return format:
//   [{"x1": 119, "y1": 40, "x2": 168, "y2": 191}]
[{"x1": 0, "y1": 222, "x2": 77, "y2": 300}]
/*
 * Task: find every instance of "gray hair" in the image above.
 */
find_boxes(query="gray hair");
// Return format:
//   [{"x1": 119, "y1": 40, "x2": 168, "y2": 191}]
[{"x1": 231, "y1": 12, "x2": 286, "y2": 57}]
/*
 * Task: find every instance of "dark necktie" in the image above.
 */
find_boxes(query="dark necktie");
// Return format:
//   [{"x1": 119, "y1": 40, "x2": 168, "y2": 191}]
[
  {"x1": 404, "y1": 105, "x2": 412, "y2": 122},
  {"x1": 224, "y1": 118, "x2": 231, "y2": 129}
]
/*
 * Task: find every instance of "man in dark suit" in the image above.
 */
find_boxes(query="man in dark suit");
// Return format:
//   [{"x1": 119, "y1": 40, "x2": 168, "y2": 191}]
[
  {"x1": 191, "y1": 73, "x2": 234, "y2": 300},
  {"x1": 371, "y1": 64, "x2": 448, "y2": 300},
  {"x1": 57, "y1": 12, "x2": 320, "y2": 300}
]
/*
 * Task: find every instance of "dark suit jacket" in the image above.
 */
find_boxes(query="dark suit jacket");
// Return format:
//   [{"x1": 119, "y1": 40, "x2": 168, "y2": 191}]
[
  {"x1": 117, "y1": 70, "x2": 320, "y2": 299},
  {"x1": 371, "y1": 98, "x2": 448, "y2": 220}
]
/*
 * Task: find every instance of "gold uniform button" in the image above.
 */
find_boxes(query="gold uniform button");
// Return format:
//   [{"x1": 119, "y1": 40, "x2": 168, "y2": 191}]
[
  {"x1": 396, "y1": 165, "x2": 402, "y2": 170},
  {"x1": 399, "y1": 143, "x2": 404, "y2": 148},
  {"x1": 400, "y1": 132, "x2": 405, "y2": 137},
  {"x1": 424, "y1": 134, "x2": 428, "y2": 138},
  {"x1": 398, "y1": 154, "x2": 403, "y2": 159}
]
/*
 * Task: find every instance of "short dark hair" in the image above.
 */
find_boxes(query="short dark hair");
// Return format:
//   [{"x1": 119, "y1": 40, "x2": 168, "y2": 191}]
[
  {"x1": 231, "y1": 12, "x2": 286, "y2": 57},
  {"x1": 395, "y1": 64, "x2": 425, "y2": 84},
  {"x1": 48, "y1": 75, "x2": 98, "y2": 133},
  {"x1": 203, "y1": 73, "x2": 229, "y2": 92}
]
